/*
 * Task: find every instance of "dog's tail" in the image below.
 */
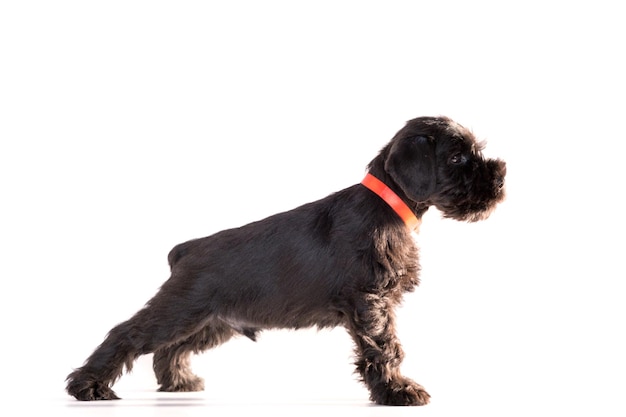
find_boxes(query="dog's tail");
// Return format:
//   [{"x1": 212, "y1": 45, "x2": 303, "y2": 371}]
[{"x1": 167, "y1": 240, "x2": 195, "y2": 268}]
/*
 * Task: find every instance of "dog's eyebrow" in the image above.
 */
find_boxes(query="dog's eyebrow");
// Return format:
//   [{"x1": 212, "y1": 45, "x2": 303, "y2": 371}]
[
  {"x1": 459, "y1": 135, "x2": 485, "y2": 153},
  {"x1": 473, "y1": 140, "x2": 486, "y2": 152}
]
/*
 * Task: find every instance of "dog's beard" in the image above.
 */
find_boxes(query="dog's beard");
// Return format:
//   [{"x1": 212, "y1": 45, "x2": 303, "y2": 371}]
[
  {"x1": 435, "y1": 186, "x2": 506, "y2": 222},
  {"x1": 456, "y1": 203, "x2": 500, "y2": 222}
]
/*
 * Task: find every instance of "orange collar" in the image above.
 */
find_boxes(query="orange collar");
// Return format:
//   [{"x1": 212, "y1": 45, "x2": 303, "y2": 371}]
[{"x1": 361, "y1": 173, "x2": 420, "y2": 231}]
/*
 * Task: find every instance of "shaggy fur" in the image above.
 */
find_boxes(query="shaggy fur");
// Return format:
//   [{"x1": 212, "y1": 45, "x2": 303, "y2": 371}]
[{"x1": 66, "y1": 116, "x2": 506, "y2": 405}]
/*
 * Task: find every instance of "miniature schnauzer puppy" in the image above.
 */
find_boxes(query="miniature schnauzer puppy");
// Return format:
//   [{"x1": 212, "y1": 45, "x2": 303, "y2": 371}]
[{"x1": 66, "y1": 116, "x2": 506, "y2": 405}]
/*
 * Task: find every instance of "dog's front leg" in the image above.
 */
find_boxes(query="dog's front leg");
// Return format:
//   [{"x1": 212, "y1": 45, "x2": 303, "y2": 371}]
[{"x1": 347, "y1": 294, "x2": 430, "y2": 406}]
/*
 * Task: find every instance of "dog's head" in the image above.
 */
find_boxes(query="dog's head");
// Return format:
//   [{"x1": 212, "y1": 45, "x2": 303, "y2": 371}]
[{"x1": 369, "y1": 116, "x2": 506, "y2": 222}]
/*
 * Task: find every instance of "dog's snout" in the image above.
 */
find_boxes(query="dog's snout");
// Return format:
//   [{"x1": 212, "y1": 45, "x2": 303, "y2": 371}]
[
  {"x1": 498, "y1": 160, "x2": 507, "y2": 177},
  {"x1": 495, "y1": 176, "x2": 505, "y2": 190},
  {"x1": 490, "y1": 159, "x2": 506, "y2": 190}
]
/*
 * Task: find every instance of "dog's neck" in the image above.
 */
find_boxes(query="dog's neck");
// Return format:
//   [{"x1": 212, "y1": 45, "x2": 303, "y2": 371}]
[{"x1": 361, "y1": 173, "x2": 421, "y2": 232}]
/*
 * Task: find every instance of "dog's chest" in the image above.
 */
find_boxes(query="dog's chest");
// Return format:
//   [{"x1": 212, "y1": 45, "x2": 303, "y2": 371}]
[{"x1": 369, "y1": 230, "x2": 420, "y2": 293}]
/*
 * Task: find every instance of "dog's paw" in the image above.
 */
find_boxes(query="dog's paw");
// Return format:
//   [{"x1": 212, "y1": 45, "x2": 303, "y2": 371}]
[
  {"x1": 158, "y1": 375, "x2": 205, "y2": 392},
  {"x1": 371, "y1": 378, "x2": 431, "y2": 406},
  {"x1": 66, "y1": 379, "x2": 120, "y2": 401}
]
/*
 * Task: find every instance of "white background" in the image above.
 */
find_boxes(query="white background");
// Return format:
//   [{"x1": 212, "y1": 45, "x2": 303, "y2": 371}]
[{"x1": 1, "y1": 1, "x2": 624, "y2": 416}]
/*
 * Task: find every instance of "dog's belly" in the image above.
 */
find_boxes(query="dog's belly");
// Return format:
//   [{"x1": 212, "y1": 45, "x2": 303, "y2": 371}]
[{"x1": 217, "y1": 305, "x2": 346, "y2": 339}]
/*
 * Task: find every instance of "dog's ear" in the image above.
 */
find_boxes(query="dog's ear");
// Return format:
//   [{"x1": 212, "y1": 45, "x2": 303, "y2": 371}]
[{"x1": 385, "y1": 136, "x2": 436, "y2": 202}]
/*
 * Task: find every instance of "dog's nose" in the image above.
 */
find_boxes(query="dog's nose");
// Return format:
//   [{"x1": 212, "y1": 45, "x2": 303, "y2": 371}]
[
  {"x1": 495, "y1": 176, "x2": 505, "y2": 190},
  {"x1": 493, "y1": 160, "x2": 506, "y2": 190}
]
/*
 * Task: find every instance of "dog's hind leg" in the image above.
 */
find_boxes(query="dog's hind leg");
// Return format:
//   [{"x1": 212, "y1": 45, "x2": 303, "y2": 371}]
[
  {"x1": 347, "y1": 294, "x2": 431, "y2": 406},
  {"x1": 66, "y1": 291, "x2": 213, "y2": 401},
  {"x1": 153, "y1": 319, "x2": 235, "y2": 392}
]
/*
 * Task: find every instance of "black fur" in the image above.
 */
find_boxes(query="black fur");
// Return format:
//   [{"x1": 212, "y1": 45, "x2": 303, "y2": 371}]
[{"x1": 66, "y1": 116, "x2": 506, "y2": 405}]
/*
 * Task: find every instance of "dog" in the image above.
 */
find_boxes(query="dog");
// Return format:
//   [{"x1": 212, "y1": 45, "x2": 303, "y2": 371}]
[{"x1": 66, "y1": 116, "x2": 506, "y2": 405}]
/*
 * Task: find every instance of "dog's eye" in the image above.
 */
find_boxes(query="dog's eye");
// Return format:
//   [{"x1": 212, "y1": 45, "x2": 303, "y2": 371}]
[{"x1": 449, "y1": 153, "x2": 464, "y2": 165}]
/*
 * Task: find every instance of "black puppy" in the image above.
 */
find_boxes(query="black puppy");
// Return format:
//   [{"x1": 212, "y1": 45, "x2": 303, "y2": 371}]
[{"x1": 66, "y1": 116, "x2": 506, "y2": 405}]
